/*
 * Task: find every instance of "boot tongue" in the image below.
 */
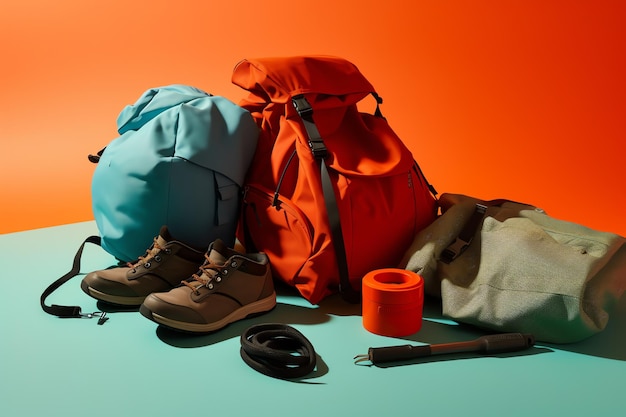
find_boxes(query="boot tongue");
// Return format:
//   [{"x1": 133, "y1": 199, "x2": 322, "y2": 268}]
[
  {"x1": 149, "y1": 232, "x2": 170, "y2": 259},
  {"x1": 131, "y1": 230, "x2": 170, "y2": 267},
  {"x1": 193, "y1": 240, "x2": 229, "y2": 285},
  {"x1": 158, "y1": 225, "x2": 172, "y2": 241},
  {"x1": 155, "y1": 234, "x2": 169, "y2": 249},
  {"x1": 150, "y1": 226, "x2": 171, "y2": 254},
  {"x1": 208, "y1": 248, "x2": 227, "y2": 264}
]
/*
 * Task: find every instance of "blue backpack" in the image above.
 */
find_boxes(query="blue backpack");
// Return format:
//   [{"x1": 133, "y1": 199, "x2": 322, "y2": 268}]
[
  {"x1": 41, "y1": 84, "x2": 258, "y2": 320},
  {"x1": 90, "y1": 84, "x2": 258, "y2": 262}
]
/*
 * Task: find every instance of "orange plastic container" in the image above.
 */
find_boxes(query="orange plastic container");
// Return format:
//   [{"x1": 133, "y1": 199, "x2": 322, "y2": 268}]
[{"x1": 362, "y1": 268, "x2": 424, "y2": 337}]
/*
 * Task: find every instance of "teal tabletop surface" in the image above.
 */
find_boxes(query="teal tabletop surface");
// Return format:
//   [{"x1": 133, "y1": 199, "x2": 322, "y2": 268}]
[{"x1": 1, "y1": 222, "x2": 624, "y2": 417}]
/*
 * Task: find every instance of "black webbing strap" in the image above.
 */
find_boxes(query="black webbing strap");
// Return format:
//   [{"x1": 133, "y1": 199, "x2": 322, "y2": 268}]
[
  {"x1": 88, "y1": 147, "x2": 105, "y2": 163},
  {"x1": 292, "y1": 94, "x2": 360, "y2": 303},
  {"x1": 40, "y1": 235, "x2": 109, "y2": 324},
  {"x1": 320, "y1": 162, "x2": 359, "y2": 302},
  {"x1": 292, "y1": 95, "x2": 328, "y2": 159},
  {"x1": 240, "y1": 323, "x2": 317, "y2": 379},
  {"x1": 371, "y1": 92, "x2": 384, "y2": 118},
  {"x1": 440, "y1": 203, "x2": 488, "y2": 264}
]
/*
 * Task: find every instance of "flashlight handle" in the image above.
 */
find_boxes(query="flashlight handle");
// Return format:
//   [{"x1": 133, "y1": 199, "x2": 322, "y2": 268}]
[
  {"x1": 367, "y1": 333, "x2": 535, "y2": 364},
  {"x1": 367, "y1": 344, "x2": 431, "y2": 363}
]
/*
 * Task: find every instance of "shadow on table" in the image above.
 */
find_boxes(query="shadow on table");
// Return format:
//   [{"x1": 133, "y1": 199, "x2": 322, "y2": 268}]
[
  {"x1": 149, "y1": 282, "x2": 356, "y2": 347},
  {"x1": 133, "y1": 280, "x2": 625, "y2": 362},
  {"x1": 406, "y1": 295, "x2": 626, "y2": 362},
  {"x1": 543, "y1": 294, "x2": 626, "y2": 361}
]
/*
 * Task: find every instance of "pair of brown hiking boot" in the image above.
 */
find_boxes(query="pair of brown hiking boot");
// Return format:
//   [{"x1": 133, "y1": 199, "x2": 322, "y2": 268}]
[{"x1": 81, "y1": 226, "x2": 276, "y2": 333}]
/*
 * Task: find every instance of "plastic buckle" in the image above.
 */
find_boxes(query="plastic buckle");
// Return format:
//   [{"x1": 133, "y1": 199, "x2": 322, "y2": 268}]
[
  {"x1": 440, "y1": 238, "x2": 470, "y2": 264},
  {"x1": 292, "y1": 95, "x2": 313, "y2": 117},
  {"x1": 292, "y1": 95, "x2": 328, "y2": 158},
  {"x1": 308, "y1": 140, "x2": 327, "y2": 159},
  {"x1": 440, "y1": 203, "x2": 487, "y2": 264}
]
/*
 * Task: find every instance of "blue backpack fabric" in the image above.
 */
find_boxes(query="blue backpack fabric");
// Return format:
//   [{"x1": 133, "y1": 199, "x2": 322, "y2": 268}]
[{"x1": 90, "y1": 84, "x2": 259, "y2": 262}]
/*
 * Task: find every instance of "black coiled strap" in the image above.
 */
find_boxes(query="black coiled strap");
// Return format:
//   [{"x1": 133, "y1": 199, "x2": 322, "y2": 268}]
[{"x1": 240, "y1": 323, "x2": 317, "y2": 379}]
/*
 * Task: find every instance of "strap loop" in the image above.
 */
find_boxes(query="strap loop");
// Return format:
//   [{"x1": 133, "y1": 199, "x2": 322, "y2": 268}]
[
  {"x1": 40, "y1": 235, "x2": 109, "y2": 324},
  {"x1": 240, "y1": 323, "x2": 317, "y2": 379},
  {"x1": 440, "y1": 203, "x2": 487, "y2": 264},
  {"x1": 292, "y1": 95, "x2": 328, "y2": 159}
]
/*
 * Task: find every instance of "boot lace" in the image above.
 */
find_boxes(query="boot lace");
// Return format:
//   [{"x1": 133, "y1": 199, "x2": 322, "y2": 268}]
[
  {"x1": 127, "y1": 237, "x2": 165, "y2": 269},
  {"x1": 182, "y1": 253, "x2": 226, "y2": 295}
]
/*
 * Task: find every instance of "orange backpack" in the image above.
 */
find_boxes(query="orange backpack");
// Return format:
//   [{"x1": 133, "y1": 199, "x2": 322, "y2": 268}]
[{"x1": 232, "y1": 56, "x2": 438, "y2": 304}]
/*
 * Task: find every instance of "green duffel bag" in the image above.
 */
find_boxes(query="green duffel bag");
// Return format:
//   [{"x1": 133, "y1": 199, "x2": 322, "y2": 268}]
[{"x1": 399, "y1": 193, "x2": 626, "y2": 343}]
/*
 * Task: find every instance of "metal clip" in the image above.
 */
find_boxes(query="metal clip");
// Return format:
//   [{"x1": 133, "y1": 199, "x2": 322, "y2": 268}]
[
  {"x1": 80, "y1": 311, "x2": 109, "y2": 325},
  {"x1": 353, "y1": 354, "x2": 373, "y2": 365}
]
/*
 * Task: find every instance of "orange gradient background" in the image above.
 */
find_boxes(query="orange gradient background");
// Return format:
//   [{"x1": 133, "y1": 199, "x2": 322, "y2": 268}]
[{"x1": 1, "y1": 1, "x2": 624, "y2": 236}]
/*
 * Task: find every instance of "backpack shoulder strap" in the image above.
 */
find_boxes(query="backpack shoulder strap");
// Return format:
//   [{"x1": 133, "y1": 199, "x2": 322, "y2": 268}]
[
  {"x1": 40, "y1": 235, "x2": 109, "y2": 324},
  {"x1": 292, "y1": 95, "x2": 360, "y2": 303}
]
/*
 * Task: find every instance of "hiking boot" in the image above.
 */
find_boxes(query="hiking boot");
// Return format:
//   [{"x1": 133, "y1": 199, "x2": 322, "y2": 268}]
[
  {"x1": 139, "y1": 239, "x2": 276, "y2": 333},
  {"x1": 81, "y1": 226, "x2": 206, "y2": 306}
]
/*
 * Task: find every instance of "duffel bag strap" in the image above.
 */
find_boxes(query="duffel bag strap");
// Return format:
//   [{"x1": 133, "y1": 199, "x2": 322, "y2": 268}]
[
  {"x1": 40, "y1": 235, "x2": 109, "y2": 324},
  {"x1": 440, "y1": 203, "x2": 487, "y2": 264}
]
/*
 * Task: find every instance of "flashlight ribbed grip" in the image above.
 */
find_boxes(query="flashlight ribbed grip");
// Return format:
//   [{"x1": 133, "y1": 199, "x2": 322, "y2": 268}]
[
  {"x1": 476, "y1": 333, "x2": 536, "y2": 353},
  {"x1": 368, "y1": 344, "x2": 432, "y2": 363}
]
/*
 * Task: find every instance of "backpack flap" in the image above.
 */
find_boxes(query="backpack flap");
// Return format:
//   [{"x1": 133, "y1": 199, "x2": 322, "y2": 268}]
[
  {"x1": 171, "y1": 95, "x2": 259, "y2": 187},
  {"x1": 118, "y1": 86, "x2": 258, "y2": 188},
  {"x1": 233, "y1": 56, "x2": 415, "y2": 178},
  {"x1": 232, "y1": 55, "x2": 374, "y2": 109},
  {"x1": 117, "y1": 84, "x2": 209, "y2": 134}
]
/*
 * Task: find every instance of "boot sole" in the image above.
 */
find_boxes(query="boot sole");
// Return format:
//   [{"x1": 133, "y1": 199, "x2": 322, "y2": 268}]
[
  {"x1": 81, "y1": 282, "x2": 146, "y2": 306},
  {"x1": 139, "y1": 292, "x2": 277, "y2": 333}
]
